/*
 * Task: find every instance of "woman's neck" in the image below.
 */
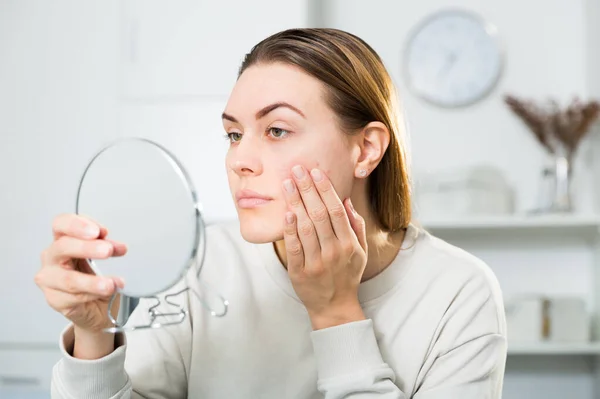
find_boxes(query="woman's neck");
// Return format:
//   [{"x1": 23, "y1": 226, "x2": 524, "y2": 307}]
[{"x1": 357, "y1": 204, "x2": 405, "y2": 282}]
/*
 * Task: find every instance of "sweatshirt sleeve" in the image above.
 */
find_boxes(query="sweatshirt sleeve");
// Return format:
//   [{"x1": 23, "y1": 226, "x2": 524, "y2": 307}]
[
  {"x1": 310, "y1": 319, "x2": 407, "y2": 399},
  {"x1": 310, "y1": 272, "x2": 506, "y2": 399},
  {"x1": 412, "y1": 272, "x2": 507, "y2": 399},
  {"x1": 50, "y1": 290, "x2": 192, "y2": 399}
]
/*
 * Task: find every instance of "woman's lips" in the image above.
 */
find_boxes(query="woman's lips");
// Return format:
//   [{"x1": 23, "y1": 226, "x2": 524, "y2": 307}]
[
  {"x1": 236, "y1": 189, "x2": 273, "y2": 209},
  {"x1": 237, "y1": 197, "x2": 272, "y2": 208}
]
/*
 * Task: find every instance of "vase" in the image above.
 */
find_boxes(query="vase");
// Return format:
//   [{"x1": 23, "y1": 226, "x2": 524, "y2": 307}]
[
  {"x1": 550, "y1": 155, "x2": 573, "y2": 212},
  {"x1": 535, "y1": 154, "x2": 573, "y2": 214}
]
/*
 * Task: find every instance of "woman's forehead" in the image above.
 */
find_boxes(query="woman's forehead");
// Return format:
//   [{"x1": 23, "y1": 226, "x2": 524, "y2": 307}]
[{"x1": 225, "y1": 63, "x2": 325, "y2": 115}]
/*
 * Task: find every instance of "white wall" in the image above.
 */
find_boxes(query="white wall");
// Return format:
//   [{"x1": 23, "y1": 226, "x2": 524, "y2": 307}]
[
  {"x1": 586, "y1": 0, "x2": 600, "y2": 99},
  {"x1": 325, "y1": 0, "x2": 596, "y2": 216}
]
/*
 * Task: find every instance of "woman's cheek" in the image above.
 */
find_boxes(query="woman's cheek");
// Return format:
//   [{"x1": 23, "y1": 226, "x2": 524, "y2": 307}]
[
  {"x1": 268, "y1": 143, "x2": 337, "y2": 184},
  {"x1": 275, "y1": 157, "x2": 328, "y2": 179}
]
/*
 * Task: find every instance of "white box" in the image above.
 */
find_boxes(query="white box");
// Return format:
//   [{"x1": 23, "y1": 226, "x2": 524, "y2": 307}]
[
  {"x1": 414, "y1": 165, "x2": 514, "y2": 219},
  {"x1": 506, "y1": 296, "x2": 546, "y2": 343},
  {"x1": 548, "y1": 297, "x2": 590, "y2": 343}
]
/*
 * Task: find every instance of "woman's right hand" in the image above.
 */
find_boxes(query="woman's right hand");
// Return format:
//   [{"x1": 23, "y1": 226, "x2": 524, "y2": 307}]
[{"x1": 35, "y1": 213, "x2": 127, "y2": 336}]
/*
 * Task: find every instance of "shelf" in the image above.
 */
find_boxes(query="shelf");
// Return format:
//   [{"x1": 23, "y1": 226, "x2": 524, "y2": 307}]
[
  {"x1": 508, "y1": 341, "x2": 600, "y2": 355},
  {"x1": 418, "y1": 214, "x2": 600, "y2": 237}
]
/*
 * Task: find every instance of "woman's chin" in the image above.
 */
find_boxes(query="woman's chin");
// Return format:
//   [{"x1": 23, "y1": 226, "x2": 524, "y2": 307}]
[{"x1": 237, "y1": 213, "x2": 284, "y2": 244}]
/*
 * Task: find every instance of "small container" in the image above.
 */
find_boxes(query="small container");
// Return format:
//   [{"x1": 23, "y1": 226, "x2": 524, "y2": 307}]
[
  {"x1": 547, "y1": 296, "x2": 590, "y2": 343},
  {"x1": 505, "y1": 296, "x2": 546, "y2": 343},
  {"x1": 415, "y1": 165, "x2": 514, "y2": 219},
  {"x1": 505, "y1": 295, "x2": 590, "y2": 344}
]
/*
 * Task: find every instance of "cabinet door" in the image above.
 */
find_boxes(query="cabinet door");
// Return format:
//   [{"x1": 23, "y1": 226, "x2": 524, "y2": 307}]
[
  {"x1": 121, "y1": 0, "x2": 312, "y2": 99},
  {"x1": 0, "y1": 348, "x2": 61, "y2": 397},
  {"x1": 119, "y1": 101, "x2": 236, "y2": 223},
  {"x1": 0, "y1": 0, "x2": 121, "y2": 344}
]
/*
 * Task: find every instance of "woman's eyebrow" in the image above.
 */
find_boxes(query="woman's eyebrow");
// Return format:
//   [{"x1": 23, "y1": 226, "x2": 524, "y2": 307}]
[
  {"x1": 221, "y1": 113, "x2": 239, "y2": 123},
  {"x1": 221, "y1": 102, "x2": 306, "y2": 123},
  {"x1": 255, "y1": 102, "x2": 306, "y2": 119}
]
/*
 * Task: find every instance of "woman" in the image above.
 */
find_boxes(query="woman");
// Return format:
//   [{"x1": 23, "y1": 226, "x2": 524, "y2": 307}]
[{"x1": 36, "y1": 28, "x2": 507, "y2": 398}]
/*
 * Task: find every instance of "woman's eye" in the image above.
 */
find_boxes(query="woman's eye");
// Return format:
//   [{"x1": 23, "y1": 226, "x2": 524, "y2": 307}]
[
  {"x1": 225, "y1": 132, "x2": 242, "y2": 142},
  {"x1": 268, "y1": 127, "x2": 290, "y2": 138}
]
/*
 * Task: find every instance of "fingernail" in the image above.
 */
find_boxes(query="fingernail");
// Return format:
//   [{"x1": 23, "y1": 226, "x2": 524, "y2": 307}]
[
  {"x1": 96, "y1": 242, "x2": 112, "y2": 256},
  {"x1": 84, "y1": 225, "x2": 99, "y2": 238},
  {"x1": 292, "y1": 165, "x2": 305, "y2": 179},
  {"x1": 283, "y1": 179, "x2": 295, "y2": 193},
  {"x1": 286, "y1": 212, "x2": 294, "y2": 224},
  {"x1": 310, "y1": 168, "x2": 323, "y2": 182},
  {"x1": 97, "y1": 279, "x2": 109, "y2": 292},
  {"x1": 114, "y1": 277, "x2": 126, "y2": 289}
]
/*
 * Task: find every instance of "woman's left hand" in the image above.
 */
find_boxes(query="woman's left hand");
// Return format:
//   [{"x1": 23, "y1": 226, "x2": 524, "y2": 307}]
[{"x1": 282, "y1": 165, "x2": 368, "y2": 330}]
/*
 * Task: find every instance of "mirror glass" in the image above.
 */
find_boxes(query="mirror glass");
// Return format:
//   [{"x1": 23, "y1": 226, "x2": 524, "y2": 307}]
[{"x1": 76, "y1": 137, "x2": 201, "y2": 298}]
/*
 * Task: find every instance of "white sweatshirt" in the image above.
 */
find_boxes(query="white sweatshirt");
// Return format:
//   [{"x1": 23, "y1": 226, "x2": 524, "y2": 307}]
[{"x1": 50, "y1": 221, "x2": 507, "y2": 398}]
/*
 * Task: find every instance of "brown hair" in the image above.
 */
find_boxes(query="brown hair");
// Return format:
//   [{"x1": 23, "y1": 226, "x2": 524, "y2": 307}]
[{"x1": 238, "y1": 28, "x2": 411, "y2": 232}]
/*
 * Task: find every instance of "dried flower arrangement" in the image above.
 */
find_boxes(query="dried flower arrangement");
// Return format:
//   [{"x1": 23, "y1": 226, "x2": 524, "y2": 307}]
[
  {"x1": 504, "y1": 95, "x2": 600, "y2": 161},
  {"x1": 504, "y1": 95, "x2": 600, "y2": 213}
]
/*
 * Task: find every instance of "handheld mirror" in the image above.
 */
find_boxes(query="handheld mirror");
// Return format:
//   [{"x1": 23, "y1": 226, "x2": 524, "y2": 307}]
[{"x1": 76, "y1": 137, "x2": 228, "y2": 333}]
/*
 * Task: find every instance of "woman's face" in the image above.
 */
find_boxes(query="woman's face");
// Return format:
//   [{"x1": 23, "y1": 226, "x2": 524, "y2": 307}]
[{"x1": 222, "y1": 62, "x2": 358, "y2": 243}]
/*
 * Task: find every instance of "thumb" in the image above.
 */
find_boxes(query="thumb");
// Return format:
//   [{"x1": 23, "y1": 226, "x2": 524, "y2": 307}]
[{"x1": 345, "y1": 199, "x2": 367, "y2": 252}]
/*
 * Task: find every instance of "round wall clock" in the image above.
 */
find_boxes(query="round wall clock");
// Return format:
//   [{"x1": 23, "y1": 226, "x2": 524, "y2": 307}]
[{"x1": 403, "y1": 9, "x2": 504, "y2": 108}]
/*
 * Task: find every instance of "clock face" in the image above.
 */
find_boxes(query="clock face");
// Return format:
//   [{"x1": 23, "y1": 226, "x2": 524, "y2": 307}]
[{"x1": 403, "y1": 9, "x2": 503, "y2": 108}]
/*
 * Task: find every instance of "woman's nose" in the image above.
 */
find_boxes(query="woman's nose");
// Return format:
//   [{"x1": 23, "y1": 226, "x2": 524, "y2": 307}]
[{"x1": 229, "y1": 139, "x2": 262, "y2": 176}]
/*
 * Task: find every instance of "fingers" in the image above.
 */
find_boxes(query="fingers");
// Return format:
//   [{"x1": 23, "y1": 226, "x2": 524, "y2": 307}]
[
  {"x1": 282, "y1": 165, "x2": 367, "y2": 272},
  {"x1": 283, "y1": 173, "x2": 321, "y2": 263},
  {"x1": 344, "y1": 199, "x2": 367, "y2": 252},
  {"x1": 48, "y1": 236, "x2": 116, "y2": 264},
  {"x1": 104, "y1": 239, "x2": 128, "y2": 257},
  {"x1": 35, "y1": 266, "x2": 123, "y2": 297},
  {"x1": 309, "y1": 168, "x2": 355, "y2": 242},
  {"x1": 290, "y1": 166, "x2": 336, "y2": 245},
  {"x1": 52, "y1": 213, "x2": 107, "y2": 241},
  {"x1": 283, "y1": 212, "x2": 304, "y2": 274}
]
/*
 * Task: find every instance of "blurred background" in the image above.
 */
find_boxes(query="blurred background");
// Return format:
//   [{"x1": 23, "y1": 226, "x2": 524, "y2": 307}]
[{"x1": 2, "y1": 0, "x2": 600, "y2": 398}]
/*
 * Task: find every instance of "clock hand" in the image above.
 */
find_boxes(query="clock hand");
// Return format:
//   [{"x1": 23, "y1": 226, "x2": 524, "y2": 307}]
[
  {"x1": 436, "y1": 51, "x2": 458, "y2": 82},
  {"x1": 439, "y1": 35, "x2": 481, "y2": 83}
]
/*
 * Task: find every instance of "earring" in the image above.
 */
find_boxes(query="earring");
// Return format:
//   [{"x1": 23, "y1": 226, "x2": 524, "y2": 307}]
[{"x1": 359, "y1": 169, "x2": 367, "y2": 177}]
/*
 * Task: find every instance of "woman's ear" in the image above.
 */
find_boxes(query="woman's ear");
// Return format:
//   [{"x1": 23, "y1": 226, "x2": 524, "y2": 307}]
[{"x1": 354, "y1": 121, "x2": 390, "y2": 179}]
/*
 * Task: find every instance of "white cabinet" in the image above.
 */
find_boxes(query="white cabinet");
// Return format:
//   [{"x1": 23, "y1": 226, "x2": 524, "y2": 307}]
[
  {"x1": 119, "y1": 101, "x2": 237, "y2": 223},
  {"x1": 0, "y1": 0, "x2": 121, "y2": 344},
  {"x1": 0, "y1": 348, "x2": 61, "y2": 398},
  {"x1": 120, "y1": 0, "x2": 313, "y2": 100}
]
